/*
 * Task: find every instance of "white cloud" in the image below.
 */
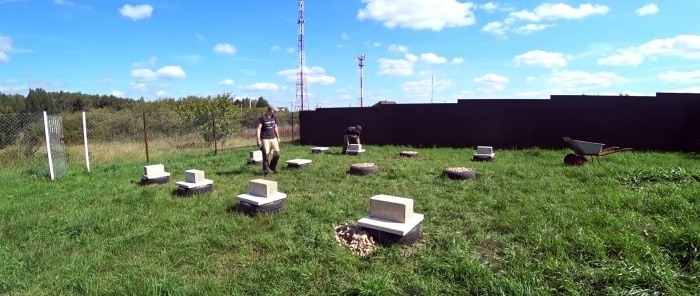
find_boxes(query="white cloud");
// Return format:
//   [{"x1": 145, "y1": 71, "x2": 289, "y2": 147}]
[
  {"x1": 131, "y1": 65, "x2": 185, "y2": 81},
  {"x1": 286, "y1": 47, "x2": 295, "y2": 53},
  {"x1": 156, "y1": 66, "x2": 186, "y2": 79},
  {"x1": 219, "y1": 79, "x2": 234, "y2": 86},
  {"x1": 0, "y1": 35, "x2": 12, "y2": 62},
  {"x1": 388, "y1": 44, "x2": 408, "y2": 53},
  {"x1": 514, "y1": 23, "x2": 553, "y2": 35},
  {"x1": 341, "y1": 33, "x2": 350, "y2": 40},
  {"x1": 474, "y1": 73, "x2": 510, "y2": 91},
  {"x1": 598, "y1": 35, "x2": 700, "y2": 66},
  {"x1": 480, "y1": 2, "x2": 499, "y2": 12},
  {"x1": 378, "y1": 58, "x2": 413, "y2": 76},
  {"x1": 357, "y1": 0, "x2": 476, "y2": 31},
  {"x1": 54, "y1": 0, "x2": 74, "y2": 6},
  {"x1": 525, "y1": 76, "x2": 537, "y2": 83},
  {"x1": 547, "y1": 70, "x2": 626, "y2": 90},
  {"x1": 214, "y1": 43, "x2": 236, "y2": 55},
  {"x1": 508, "y1": 3, "x2": 609, "y2": 22},
  {"x1": 514, "y1": 50, "x2": 568, "y2": 68},
  {"x1": 663, "y1": 86, "x2": 700, "y2": 93},
  {"x1": 276, "y1": 66, "x2": 336, "y2": 85},
  {"x1": 419, "y1": 53, "x2": 447, "y2": 64},
  {"x1": 119, "y1": 4, "x2": 153, "y2": 21},
  {"x1": 404, "y1": 53, "x2": 418, "y2": 62},
  {"x1": 482, "y1": 21, "x2": 507, "y2": 37},
  {"x1": 597, "y1": 50, "x2": 644, "y2": 66},
  {"x1": 111, "y1": 90, "x2": 124, "y2": 97},
  {"x1": 658, "y1": 70, "x2": 700, "y2": 83},
  {"x1": 636, "y1": 4, "x2": 659, "y2": 16},
  {"x1": 270, "y1": 45, "x2": 281, "y2": 51},
  {"x1": 402, "y1": 78, "x2": 451, "y2": 102},
  {"x1": 244, "y1": 82, "x2": 279, "y2": 92},
  {"x1": 155, "y1": 90, "x2": 166, "y2": 97},
  {"x1": 451, "y1": 57, "x2": 464, "y2": 64}
]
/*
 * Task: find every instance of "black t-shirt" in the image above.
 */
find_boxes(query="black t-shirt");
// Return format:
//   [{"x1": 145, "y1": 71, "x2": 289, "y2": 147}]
[
  {"x1": 259, "y1": 115, "x2": 277, "y2": 139},
  {"x1": 345, "y1": 126, "x2": 360, "y2": 136}
]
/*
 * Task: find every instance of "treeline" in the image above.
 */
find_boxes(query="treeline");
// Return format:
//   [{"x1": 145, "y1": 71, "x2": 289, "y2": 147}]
[
  {"x1": 0, "y1": 88, "x2": 274, "y2": 114},
  {"x1": 0, "y1": 89, "x2": 297, "y2": 150}
]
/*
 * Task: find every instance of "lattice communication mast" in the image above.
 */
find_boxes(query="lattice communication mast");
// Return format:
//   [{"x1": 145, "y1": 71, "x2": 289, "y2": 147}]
[
  {"x1": 358, "y1": 54, "x2": 365, "y2": 107},
  {"x1": 295, "y1": 0, "x2": 309, "y2": 111}
]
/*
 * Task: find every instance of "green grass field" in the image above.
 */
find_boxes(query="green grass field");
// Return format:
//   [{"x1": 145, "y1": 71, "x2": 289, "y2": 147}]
[{"x1": 1, "y1": 145, "x2": 699, "y2": 295}]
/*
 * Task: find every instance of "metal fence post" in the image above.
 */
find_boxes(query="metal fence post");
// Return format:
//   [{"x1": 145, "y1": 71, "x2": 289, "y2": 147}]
[
  {"x1": 43, "y1": 111, "x2": 55, "y2": 180},
  {"x1": 143, "y1": 112, "x2": 149, "y2": 163},
  {"x1": 212, "y1": 114, "x2": 218, "y2": 155},
  {"x1": 82, "y1": 111, "x2": 90, "y2": 172}
]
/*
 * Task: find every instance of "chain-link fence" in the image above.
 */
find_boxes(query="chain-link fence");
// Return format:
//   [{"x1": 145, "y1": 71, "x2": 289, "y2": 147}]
[
  {"x1": 0, "y1": 113, "x2": 47, "y2": 170},
  {"x1": 2, "y1": 110, "x2": 300, "y2": 173}
]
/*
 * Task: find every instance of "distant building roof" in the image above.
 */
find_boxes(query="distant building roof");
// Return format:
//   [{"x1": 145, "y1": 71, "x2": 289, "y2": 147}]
[{"x1": 372, "y1": 100, "x2": 397, "y2": 107}]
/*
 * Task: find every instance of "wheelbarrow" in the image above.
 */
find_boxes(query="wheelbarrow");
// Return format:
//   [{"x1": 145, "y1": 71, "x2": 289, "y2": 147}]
[{"x1": 562, "y1": 137, "x2": 633, "y2": 165}]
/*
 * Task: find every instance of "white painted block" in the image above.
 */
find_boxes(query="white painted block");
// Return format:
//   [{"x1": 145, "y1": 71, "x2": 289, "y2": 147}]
[
  {"x1": 286, "y1": 159, "x2": 312, "y2": 165},
  {"x1": 144, "y1": 164, "x2": 165, "y2": 176},
  {"x1": 249, "y1": 150, "x2": 263, "y2": 162},
  {"x1": 347, "y1": 144, "x2": 362, "y2": 151},
  {"x1": 369, "y1": 194, "x2": 414, "y2": 223},
  {"x1": 358, "y1": 213, "x2": 424, "y2": 236},
  {"x1": 311, "y1": 147, "x2": 329, "y2": 152},
  {"x1": 237, "y1": 192, "x2": 287, "y2": 206},
  {"x1": 184, "y1": 169, "x2": 205, "y2": 184},
  {"x1": 476, "y1": 146, "x2": 493, "y2": 155},
  {"x1": 176, "y1": 179, "x2": 213, "y2": 189},
  {"x1": 249, "y1": 179, "x2": 278, "y2": 197}
]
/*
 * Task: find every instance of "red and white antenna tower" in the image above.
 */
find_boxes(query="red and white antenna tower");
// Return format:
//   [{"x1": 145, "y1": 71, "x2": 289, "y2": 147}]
[{"x1": 295, "y1": 0, "x2": 309, "y2": 111}]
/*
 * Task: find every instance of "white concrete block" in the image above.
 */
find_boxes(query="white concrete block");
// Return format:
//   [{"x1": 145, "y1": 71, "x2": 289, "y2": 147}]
[
  {"x1": 249, "y1": 179, "x2": 278, "y2": 197},
  {"x1": 369, "y1": 194, "x2": 414, "y2": 223},
  {"x1": 184, "y1": 169, "x2": 205, "y2": 184},
  {"x1": 476, "y1": 146, "x2": 493, "y2": 155},
  {"x1": 286, "y1": 159, "x2": 312, "y2": 168},
  {"x1": 237, "y1": 192, "x2": 287, "y2": 206},
  {"x1": 176, "y1": 179, "x2": 213, "y2": 189},
  {"x1": 311, "y1": 147, "x2": 329, "y2": 153},
  {"x1": 358, "y1": 213, "x2": 424, "y2": 236},
  {"x1": 249, "y1": 150, "x2": 263, "y2": 162},
  {"x1": 347, "y1": 144, "x2": 362, "y2": 151},
  {"x1": 144, "y1": 164, "x2": 165, "y2": 176}
]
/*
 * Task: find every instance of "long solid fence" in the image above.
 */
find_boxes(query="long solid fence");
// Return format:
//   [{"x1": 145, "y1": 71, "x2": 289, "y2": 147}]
[{"x1": 0, "y1": 110, "x2": 300, "y2": 173}]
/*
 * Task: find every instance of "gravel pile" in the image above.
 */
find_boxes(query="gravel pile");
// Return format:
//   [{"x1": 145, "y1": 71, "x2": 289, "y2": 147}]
[{"x1": 334, "y1": 224, "x2": 378, "y2": 257}]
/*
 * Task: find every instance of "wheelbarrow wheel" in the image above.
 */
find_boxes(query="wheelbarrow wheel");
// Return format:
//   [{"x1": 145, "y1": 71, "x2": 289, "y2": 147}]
[{"x1": 564, "y1": 153, "x2": 588, "y2": 166}]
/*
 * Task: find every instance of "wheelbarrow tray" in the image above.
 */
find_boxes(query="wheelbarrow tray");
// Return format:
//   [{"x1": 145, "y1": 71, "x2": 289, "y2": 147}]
[{"x1": 563, "y1": 137, "x2": 633, "y2": 157}]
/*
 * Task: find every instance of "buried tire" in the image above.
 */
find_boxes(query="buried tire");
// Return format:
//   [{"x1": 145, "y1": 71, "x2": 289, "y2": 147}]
[
  {"x1": 140, "y1": 175, "x2": 170, "y2": 185},
  {"x1": 399, "y1": 151, "x2": 419, "y2": 158},
  {"x1": 177, "y1": 184, "x2": 213, "y2": 197},
  {"x1": 239, "y1": 199, "x2": 285, "y2": 216},
  {"x1": 564, "y1": 153, "x2": 588, "y2": 166},
  {"x1": 442, "y1": 167, "x2": 477, "y2": 180},
  {"x1": 363, "y1": 225, "x2": 421, "y2": 245},
  {"x1": 349, "y1": 163, "x2": 379, "y2": 175}
]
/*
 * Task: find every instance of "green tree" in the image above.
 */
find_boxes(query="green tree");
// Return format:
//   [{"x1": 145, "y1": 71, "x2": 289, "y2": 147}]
[
  {"x1": 25, "y1": 88, "x2": 59, "y2": 114},
  {"x1": 255, "y1": 96, "x2": 270, "y2": 108},
  {"x1": 175, "y1": 93, "x2": 243, "y2": 143}
]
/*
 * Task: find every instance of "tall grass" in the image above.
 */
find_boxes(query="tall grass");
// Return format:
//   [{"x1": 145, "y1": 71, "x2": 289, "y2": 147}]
[{"x1": 0, "y1": 146, "x2": 698, "y2": 295}]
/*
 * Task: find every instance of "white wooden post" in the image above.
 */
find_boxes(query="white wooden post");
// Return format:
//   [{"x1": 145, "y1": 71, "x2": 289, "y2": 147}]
[
  {"x1": 82, "y1": 111, "x2": 91, "y2": 172},
  {"x1": 43, "y1": 111, "x2": 55, "y2": 180}
]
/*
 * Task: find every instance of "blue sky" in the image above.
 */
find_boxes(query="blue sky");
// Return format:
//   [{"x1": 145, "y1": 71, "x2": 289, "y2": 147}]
[{"x1": 1, "y1": 0, "x2": 699, "y2": 108}]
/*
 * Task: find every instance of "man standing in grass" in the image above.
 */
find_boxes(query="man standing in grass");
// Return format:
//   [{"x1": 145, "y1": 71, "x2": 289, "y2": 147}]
[
  {"x1": 342, "y1": 124, "x2": 362, "y2": 154},
  {"x1": 257, "y1": 107, "x2": 281, "y2": 176}
]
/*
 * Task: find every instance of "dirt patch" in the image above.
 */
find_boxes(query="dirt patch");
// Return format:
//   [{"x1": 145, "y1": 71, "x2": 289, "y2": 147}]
[{"x1": 334, "y1": 224, "x2": 379, "y2": 258}]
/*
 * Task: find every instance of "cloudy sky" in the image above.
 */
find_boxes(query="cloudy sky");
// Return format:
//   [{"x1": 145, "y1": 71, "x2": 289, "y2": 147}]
[{"x1": 1, "y1": 0, "x2": 699, "y2": 108}]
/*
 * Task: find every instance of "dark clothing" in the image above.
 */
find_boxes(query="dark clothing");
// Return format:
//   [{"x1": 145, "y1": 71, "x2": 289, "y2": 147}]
[
  {"x1": 344, "y1": 126, "x2": 361, "y2": 136},
  {"x1": 258, "y1": 115, "x2": 277, "y2": 139}
]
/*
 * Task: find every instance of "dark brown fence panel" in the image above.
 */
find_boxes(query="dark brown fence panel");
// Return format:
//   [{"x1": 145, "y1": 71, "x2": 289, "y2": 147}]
[{"x1": 299, "y1": 93, "x2": 700, "y2": 152}]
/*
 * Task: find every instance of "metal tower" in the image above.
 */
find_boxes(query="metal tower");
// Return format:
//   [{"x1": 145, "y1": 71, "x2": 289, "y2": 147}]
[
  {"x1": 295, "y1": 0, "x2": 309, "y2": 111},
  {"x1": 358, "y1": 54, "x2": 365, "y2": 107}
]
